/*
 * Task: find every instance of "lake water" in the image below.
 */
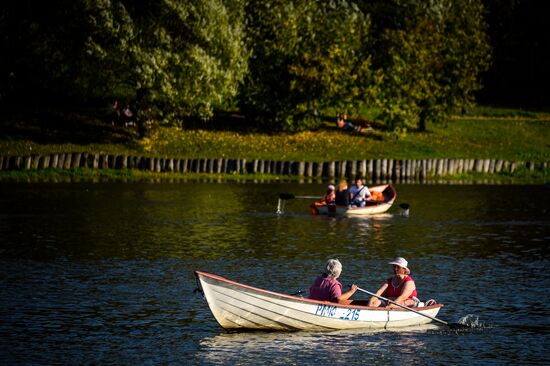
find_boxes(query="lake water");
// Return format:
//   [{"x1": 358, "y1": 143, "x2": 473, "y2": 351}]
[{"x1": 1, "y1": 181, "x2": 549, "y2": 365}]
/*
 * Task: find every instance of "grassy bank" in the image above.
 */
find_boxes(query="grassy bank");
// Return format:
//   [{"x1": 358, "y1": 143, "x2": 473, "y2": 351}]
[
  {"x1": 0, "y1": 167, "x2": 546, "y2": 184},
  {"x1": 1, "y1": 106, "x2": 549, "y2": 163}
]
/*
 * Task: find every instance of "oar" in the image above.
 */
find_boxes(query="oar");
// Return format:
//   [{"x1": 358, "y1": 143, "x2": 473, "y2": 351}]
[
  {"x1": 279, "y1": 193, "x2": 322, "y2": 200},
  {"x1": 355, "y1": 286, "x2": 466, "y2": 329}
]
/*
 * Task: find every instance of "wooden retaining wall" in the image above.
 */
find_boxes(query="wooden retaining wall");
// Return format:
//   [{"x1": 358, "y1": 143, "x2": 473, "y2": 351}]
[{"x1": 0, "y1": 153, "x2": 547, "y2": 181}]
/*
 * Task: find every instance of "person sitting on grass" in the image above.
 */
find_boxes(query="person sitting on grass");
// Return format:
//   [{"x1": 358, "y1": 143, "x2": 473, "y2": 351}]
[
  {"x1": 336, "y1": 112, "x2": 359, "y2": 132},
  {"x1": 342, "y1": 113, "x2": 356, "y2": 131}
]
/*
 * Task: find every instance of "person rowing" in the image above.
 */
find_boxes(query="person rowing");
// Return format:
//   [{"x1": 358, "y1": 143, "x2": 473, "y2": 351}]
[
  {"x1": 308, "y1": 259, "x2": 358, "y2": 304},
  {"x1": 368, "y1": 257, "x2": 420, "y2": 308}
]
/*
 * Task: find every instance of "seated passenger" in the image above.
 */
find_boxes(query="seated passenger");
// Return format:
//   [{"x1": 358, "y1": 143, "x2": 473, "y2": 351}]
[
  {"x1": 349, "y1": 178, "x2": 371, "y2": 207},
  {"x1": 322, "y1": 184, "x2": 336, "y2": 204},
  {"x1": 368, "y1": 257, "x2": 419, "y2": 308},
  {"x1": 309, "y1": 259, "x2": 357, "y2": 304},
  {"x1": 334, "y1": 180, "x2": 350, "y2": 206}
]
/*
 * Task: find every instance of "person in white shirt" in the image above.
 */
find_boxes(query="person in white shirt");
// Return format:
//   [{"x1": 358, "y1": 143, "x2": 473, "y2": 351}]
[{"x1": 349, "y1": 178, "x2": 371, "y2": 207}]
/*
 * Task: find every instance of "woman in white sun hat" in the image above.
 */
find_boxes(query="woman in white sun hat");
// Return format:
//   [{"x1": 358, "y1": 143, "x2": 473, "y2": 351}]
[{"x1": 368, "y1": 257, "x2": 419, "y2": 308}]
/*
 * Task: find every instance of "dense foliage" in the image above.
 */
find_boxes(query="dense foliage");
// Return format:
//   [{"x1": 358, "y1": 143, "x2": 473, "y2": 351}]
[
  {"x1": 83, "y1": 0, "x2": 249, "y2": 121},
  {"x1": 360, "y1": 0, "x2": 491, "y2": 132},
  {"x1": 0, "y1": 0, "x2": 248, "y2": 121},
  {"x1": 0, "y1": 0, "x2": 492, "y2": 131},
  {"x1": 240, "y1": 0, "x2": 373, "y2": 130}
]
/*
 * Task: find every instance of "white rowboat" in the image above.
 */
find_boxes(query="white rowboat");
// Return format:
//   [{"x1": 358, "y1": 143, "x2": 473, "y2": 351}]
[
  {"x1": 195, "y1": 271, "x2": 444, "y2": 331},
  {"x1": 310, "y1": 184, "x2": 397, "y2": 216}
]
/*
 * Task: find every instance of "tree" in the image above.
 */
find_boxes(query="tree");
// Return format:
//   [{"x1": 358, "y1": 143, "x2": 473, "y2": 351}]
[
  {"x1": 360, "y1": 0, "x2": 491, "y2": 131},
  {"x1": 373, "y1": 17, "x2": 446, "y2": 131},
  {"x1": 240, "y1": 0, "x2": 372, "y2": 131},
  {"x1": 0, "y1": 0, "x2": 249, "y2": 123}
]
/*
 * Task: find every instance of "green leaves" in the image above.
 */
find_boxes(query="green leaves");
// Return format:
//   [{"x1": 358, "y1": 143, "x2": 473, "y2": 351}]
[
  {"x1": 82, "y1": 0, "x2": 249, "y2": 121},
  {"x1": 364, "y1": 0, "x2": 491, "y2": 131},
  {"x1": 0, "y1": 0, "x2": 490, "y2": 133},
  {"x1": 240, "y1": 0, "x2": 372, "y2": 131}
]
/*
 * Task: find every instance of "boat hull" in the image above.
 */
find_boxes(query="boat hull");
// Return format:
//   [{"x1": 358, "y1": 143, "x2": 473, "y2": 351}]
[
  {"x1": 314, "y1": 202, "x2": 393, "y2": 216},
  {"x1": 196, "y1": 271, "x2": 443, "y2": 331},
  {"x1": 311, "y1": 184, "x2": 397, "y2": 216}
]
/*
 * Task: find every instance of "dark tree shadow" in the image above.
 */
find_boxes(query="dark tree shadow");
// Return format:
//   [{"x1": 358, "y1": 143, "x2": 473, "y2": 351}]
[{"x1": 0, "y1": 108, "x2": 136, "y2": 145}]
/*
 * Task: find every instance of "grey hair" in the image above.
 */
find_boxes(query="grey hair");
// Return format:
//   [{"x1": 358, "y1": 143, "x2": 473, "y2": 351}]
[{"x1": 325, "y1": 258, "x2": 342, "y2": 278}]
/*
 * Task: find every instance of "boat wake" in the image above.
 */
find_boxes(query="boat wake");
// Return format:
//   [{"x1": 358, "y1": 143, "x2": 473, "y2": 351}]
[{"x1": 457, "y1": 314, "x2": 487, "y2": 328}]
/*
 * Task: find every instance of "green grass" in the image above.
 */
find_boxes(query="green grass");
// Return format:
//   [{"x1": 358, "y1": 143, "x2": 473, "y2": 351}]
[
  {"x1": 0, "y1": 167, "x2": 546, "y2": 184},
  {"x1": 0, "y1": 168, "x2": 300, "y2": 183},
  {"x1": 140, "y1": 116, "x2": 550, "y2": 162},
  {"x1": 1, "y1": 107, "x2": 549, "y2": 163}
]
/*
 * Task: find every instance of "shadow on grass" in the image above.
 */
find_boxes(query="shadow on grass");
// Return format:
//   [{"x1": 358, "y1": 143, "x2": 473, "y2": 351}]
[
  {"x1": 1, "y1": 108, "x2": 388, "y2": 145},
  {"x1": 182, "y1": 110, "x2": 337, "y2": 133},
  {"x1": 0, "y1": 109, "x2": 137, "y2": 145},
  {"x1": 185, "y1": 110, "x2": 386, "y2": 141}
]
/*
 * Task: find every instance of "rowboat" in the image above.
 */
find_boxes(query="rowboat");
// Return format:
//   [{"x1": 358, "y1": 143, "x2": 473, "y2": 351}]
[
  {"x1": 195, "y1": 271, "x2": 444, "y2": 331},
  {"x1": 310, "y1": 184, "x2": 397, "y2": 216}
]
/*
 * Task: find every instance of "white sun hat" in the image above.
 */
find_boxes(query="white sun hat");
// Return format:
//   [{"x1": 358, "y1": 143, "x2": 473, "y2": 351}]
[{"x1": 388, "y1": 257, "x2": 410, "y2": 275}]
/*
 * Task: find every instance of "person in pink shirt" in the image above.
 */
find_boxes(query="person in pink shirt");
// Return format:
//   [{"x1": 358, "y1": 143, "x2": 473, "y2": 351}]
[
  {"x1": 308, "y1": 259, "x2": 358, "y2": 304},
  {"x1": 368, "y1": 257, "x2": 419, "y2": 308}
]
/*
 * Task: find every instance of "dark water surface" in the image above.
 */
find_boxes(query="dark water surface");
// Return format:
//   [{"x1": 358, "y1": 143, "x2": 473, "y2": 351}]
[{"x1": 1, "y1": 182, "x2": 549, "y2": 365}]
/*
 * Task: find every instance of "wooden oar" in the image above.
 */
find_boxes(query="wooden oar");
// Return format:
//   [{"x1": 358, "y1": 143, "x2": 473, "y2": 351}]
[
  {"x1": 356, "y1": 286, "x2": 467, "y2": 329},
  {"x1": 279, "y1": 193, "x2": 322, "y2": 200}
]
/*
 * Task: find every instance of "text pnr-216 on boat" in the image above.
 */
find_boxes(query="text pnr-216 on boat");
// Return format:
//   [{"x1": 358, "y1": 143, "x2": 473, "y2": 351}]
[
  {"x1": 195, "y1": 271, "x2": 444, "y2": 331},
  {"x1": 311, "y1": 184, "x2": 397, "y2": 216}
]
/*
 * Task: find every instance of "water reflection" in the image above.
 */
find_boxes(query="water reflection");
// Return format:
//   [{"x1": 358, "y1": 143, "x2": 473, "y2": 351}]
[{"x1": 198, "y1": 325, "x2": 441, "y2": 365}]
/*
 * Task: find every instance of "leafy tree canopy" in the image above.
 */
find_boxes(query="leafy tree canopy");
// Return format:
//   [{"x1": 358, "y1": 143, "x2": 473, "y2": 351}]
[
  {"x1": 360, "y1": 0, "x2": 491, "y2": 131},
  {"x1": 1, "y1": 0, "x2": 249, "y2": 122},
  {"x1": 240, "y1": 0, "x2": 373, "y2": 131},
  {"x1": 0, "y1": 0, "x2": 491, "y2": 133}
]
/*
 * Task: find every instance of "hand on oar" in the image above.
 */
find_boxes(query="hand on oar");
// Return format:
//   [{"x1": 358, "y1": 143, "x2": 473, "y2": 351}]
[{"x1": 355, "y1": 286, "x2": 468, "y2": 330}]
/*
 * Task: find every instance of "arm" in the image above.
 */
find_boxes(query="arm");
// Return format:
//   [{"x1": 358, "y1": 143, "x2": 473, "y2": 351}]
[
  {"x1": 389, "y1": 280, "x2": 416, "y2": 308},
  {"x1": 356, "y1": 187, "x2": 371, "y2": 201},
  {"x1": 336, "y1": 284, "x2": 357, "y2": 304},
  {"x1": 364, "y1": 188, "x2": 371, "y2": 199},
  {"x1": 368, "y1": 283, "x2": 388, "y2": 306}
]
